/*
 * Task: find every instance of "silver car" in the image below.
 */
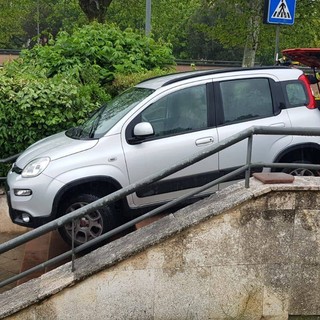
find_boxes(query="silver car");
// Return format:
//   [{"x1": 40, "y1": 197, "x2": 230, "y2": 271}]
[{"x1": 6, "y1": 67, "x2": 320, "y2": 245}]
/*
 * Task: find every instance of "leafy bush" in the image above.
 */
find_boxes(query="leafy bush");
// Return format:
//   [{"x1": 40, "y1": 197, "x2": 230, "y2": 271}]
[
  {"x1": 108, "y1": 68, "x2": 175, "y2": 97},
  {"x1": 4, "y1": 22, "x2": 175, "y2": 87},
  {"x1": 0, "y1": 23, "x2": 175, "y2": 177},
  {"x1": 0, "y1": 74, "x2": 97, "y2": 157}
]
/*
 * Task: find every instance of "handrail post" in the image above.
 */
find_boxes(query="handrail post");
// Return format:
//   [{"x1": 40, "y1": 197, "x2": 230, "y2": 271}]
[
  {"x1": 71, "y1": 219, "x2": 75, "y2": 272},
  {"x1": 245, "y1": 134, "x2": 253, "y2": 188}
]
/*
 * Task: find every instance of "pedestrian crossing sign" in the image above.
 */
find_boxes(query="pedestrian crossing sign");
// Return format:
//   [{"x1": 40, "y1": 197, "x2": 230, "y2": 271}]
[{"x1": 264, "y1": 0, "x2": 296, "y2": 25}]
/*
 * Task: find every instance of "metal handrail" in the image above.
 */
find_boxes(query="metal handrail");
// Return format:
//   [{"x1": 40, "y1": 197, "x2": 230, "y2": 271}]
[
  {"x1": 1, "y1": 125, "x2": 320, "y2": 289},
  {"x1": 0, "y1": 153, "x2": 20, "y2": 181}
]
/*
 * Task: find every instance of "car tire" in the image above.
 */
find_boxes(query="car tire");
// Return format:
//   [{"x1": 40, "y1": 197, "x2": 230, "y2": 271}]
[
  {"x1": 282, "y1": 160, "x2": 319, "y2": 176},
  {"x1": 58, "y1": 193, "x2": 118, "y2": 247}
]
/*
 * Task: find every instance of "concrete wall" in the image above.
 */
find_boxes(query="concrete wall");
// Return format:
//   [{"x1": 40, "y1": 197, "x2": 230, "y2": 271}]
[{"x1": 1, "y1": 177, "x2": 320, "y2": 319}]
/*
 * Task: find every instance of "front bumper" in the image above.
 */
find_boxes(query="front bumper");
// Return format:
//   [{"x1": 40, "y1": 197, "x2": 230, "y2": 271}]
[{"x1": 5, "y1": 186, "x2": 53, "y2": 228}]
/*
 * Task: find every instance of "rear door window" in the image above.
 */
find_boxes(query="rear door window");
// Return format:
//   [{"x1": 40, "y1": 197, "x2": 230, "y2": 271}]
[{"x1": 219, "y1": 78, "x2": 274, "y2": 124}]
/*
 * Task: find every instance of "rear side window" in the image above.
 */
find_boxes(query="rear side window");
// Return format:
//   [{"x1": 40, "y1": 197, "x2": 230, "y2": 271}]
[
  {"x1": 219, "y1": 78, "x2": 274, "y2": 124},
  {"x1": 284, "y1": 81, "x2": 308, "y2": 108}
]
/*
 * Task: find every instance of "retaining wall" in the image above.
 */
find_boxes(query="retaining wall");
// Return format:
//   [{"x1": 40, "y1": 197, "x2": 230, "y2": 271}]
[{"x1": 1, "y1": 177, "x2": 320, "y2": 319}]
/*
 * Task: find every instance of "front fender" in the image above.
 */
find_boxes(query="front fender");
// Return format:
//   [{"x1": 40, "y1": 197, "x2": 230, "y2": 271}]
[{"x1": 52, "y1": 164, "x2": 130, "y2": 188}]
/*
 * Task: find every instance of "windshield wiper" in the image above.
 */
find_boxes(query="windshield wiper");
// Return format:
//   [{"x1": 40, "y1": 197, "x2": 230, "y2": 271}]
[{"x1": 88, "y1": 105, "x2": 106, "y2": 138}]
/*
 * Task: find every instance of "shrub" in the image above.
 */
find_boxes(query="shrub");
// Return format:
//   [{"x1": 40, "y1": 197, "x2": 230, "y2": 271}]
[
  {"x1": 0, "y1": 73, "x2": 99, "y2": 156},
  {"x1": 107, "y1": 68, "x2": 175, "y2": 96},
  {"x1": 4, "y1": 22, "x2": 175, "y2": 88}
]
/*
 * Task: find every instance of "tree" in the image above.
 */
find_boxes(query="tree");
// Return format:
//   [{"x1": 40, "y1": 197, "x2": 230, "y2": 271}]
[
  {"x1": 0, "y1": 0, "x2": 86, "y2": 48},
  {"x1": 78, "y1": 0, "x2": 112, "y2": 23},
  {"x1": 204, "y1": 0, "x2": 264, "y2": 67},
  {"x1": 242, "y1": 0, "x2": 263, "y2": 67},
  {"x1": 107, "y1": 0, "x2": 203, "y2": 58},
  {"x1": 198, "y1": 0, "x2": 320, "y2": 66},
  {"x1": 0, "y1": 0, "x2": 30, "y2": 48}
]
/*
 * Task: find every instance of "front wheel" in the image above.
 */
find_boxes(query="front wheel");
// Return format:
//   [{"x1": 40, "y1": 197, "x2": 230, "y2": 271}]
[{"x1": 58, "y1": 194, "x2": 118, "y2": 247}]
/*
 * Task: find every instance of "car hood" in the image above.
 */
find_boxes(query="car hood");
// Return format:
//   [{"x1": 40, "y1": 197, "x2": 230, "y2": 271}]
[
  {"x1": 282, "y1": 48, "x2": 320, "y2": 68},
  {"x1": 16, "y1": 131, "x2": 98, "y2": 168}
]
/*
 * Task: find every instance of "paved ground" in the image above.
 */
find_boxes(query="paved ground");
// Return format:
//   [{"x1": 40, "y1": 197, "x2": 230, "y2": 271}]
[
  {"x1": 0, "y1": 230, "x2": 72, "y2": 294},
  {"x1": 0, "y1": 233, "x2": 25, "y2": 293}
]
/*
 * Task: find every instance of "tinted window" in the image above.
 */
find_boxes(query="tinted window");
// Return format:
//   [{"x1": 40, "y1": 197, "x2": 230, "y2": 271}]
[
  {"x1": 285, "y1": 81, "x2": 308, "y2": 107},
  {"x1": 220, "y1": 78, "x2": 273, "y2": 124},
  {"x1": 141, "y1": 85, "x2": 208, "y2": 138}
]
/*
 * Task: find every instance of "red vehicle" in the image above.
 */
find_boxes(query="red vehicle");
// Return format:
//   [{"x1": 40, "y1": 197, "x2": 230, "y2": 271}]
[{"x1": 282, "y1": 48, "x2": 320, "y2": 100}]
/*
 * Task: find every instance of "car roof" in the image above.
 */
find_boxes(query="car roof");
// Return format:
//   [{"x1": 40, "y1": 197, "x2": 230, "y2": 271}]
[
  {"x1": 136, "y1": 66, "x2": 296, "y2": 90},
  {"x1": 282, "y1": 48, "x2": 320, "y2": 69}
]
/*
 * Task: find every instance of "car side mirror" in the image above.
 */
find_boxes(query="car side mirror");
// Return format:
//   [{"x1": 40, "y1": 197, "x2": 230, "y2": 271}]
[{"x1": 133, "y1": 122, "x2": 154, "y2": 139}]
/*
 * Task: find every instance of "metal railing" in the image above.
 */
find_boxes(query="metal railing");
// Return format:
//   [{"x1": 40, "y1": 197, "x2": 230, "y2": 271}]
[
  {"x1": 0, "y1": 154, "x2": 20, "y2": 181},
  {"x1": 1, "y1": 125, "x2": 320, "y2": 289},
  {"x1": 175, "y1": 59, "x2": 262, "y2": 68}
]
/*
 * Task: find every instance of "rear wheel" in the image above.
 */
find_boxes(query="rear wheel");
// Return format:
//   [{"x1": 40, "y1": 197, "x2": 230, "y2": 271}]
[
  {"x1": 58, "y1": 194, "x2": 118, "y2": 247},
  {"x1": 282, "y1": 160, "x2": 319, "y2": 176}
]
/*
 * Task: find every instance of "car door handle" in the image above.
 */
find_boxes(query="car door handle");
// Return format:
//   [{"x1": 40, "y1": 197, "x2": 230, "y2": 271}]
[
  {"x1": 195, "y1": 137, "x2": 214, "y2": 146},
  {"x1": 270, "y1": 122, "x2": 285, "y2": 127}
]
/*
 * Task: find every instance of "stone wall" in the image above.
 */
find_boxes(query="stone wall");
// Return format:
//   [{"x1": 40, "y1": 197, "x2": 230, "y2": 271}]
[{"x1": 1, "y1": 177, "x2": 320, "y2": 319}]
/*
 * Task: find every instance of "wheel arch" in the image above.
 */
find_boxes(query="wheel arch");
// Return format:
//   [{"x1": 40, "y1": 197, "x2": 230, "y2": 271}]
[
  {"x1": 273, "y1": 142, "x2": 320, "y2": 165},
  {"x1": 52, "y1": 176, "x2": 127, "y2": 219}
]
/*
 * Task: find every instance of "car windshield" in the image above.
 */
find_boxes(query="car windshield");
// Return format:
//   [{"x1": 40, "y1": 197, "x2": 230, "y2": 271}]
[{"x1": 66, "y1": 87, "x2": 154, "y2": 139}]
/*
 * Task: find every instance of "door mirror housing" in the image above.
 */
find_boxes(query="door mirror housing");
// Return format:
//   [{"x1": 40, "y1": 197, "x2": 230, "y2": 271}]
[{"x1": 133, "y1": 122, "x2": 154, "y2": 139}]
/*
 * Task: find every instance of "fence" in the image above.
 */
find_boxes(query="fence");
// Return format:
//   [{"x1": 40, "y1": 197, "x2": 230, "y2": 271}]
[{"x1": 1, "y1": 125, "x2": 320, "y2": 289}]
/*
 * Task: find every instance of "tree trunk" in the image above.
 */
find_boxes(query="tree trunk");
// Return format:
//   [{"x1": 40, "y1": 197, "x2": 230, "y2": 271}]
[
  {"x1": 242, "y1": 43, "x2": 256, "y2": 67},
  {"x1": 78, "y1": 0, "x2": 113, "y2": 23},
  {"x1": 242, "y1": 0, "x2": 261, "y2": 67}
]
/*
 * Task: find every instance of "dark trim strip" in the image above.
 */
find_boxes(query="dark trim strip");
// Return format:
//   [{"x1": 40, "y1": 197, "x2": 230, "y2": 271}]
[{"x1": 136, "y1": 166, "x2": 262, "y2": 198}]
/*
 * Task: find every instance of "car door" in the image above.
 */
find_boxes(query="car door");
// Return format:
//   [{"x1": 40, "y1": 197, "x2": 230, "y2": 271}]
[
  {"x1": 122, "y1": 82, "x2": 219, "y2": 207},
  {"x1": 215, "y1": 76, "x2": 293, "y2": 187}
]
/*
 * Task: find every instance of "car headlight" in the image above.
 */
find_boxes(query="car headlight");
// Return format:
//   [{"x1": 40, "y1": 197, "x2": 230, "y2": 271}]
[{"x1": 22, "y1": 157, "x2": 51, "y2": 178}]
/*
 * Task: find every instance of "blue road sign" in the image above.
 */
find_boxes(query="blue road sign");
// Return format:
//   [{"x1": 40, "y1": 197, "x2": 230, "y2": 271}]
[{"x1": 266, "y1": 0, "x2": 296, "y2": 25}]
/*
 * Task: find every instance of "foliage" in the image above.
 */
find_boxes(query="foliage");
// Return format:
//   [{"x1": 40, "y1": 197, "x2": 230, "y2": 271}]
[
  {"x1": 107, "y1": 0, "x2": 203, "y2": 59},
  {"x1": 107, "y1": 68, "x2": 175, "y2": 97},
  {"x1": 1, "y1": 0, "x2": 320, "y2": 64},
  {"x1": 6, "y1": 22, "x2": 174, "y2": 81},
  {"x1": 0, "y1": 23, "x2": 174, "y2": 178},
  {"x1": 0, "y1": 0, "x2": 87, "y2": 48},
  {"x1": 0, "y1": 73, "x2": 94, "y2": 157},
  {"x1": 202, "y1": 0, "x2": 320, "y2": 65},
  {"x1": 0, "y1": 0, "x2": 29, "y2": 48}
]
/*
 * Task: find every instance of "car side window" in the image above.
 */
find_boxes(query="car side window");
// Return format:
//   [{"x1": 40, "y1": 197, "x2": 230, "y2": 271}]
[
  {"x1": 220, "y1": 78, "x2": 273, "y2": 124},
  {"x1": 285, "y1": 81, "x2": 308, "y2": 107},
  {"x1": 141, "y1": 84, "x2": 208, "y2": 138}
]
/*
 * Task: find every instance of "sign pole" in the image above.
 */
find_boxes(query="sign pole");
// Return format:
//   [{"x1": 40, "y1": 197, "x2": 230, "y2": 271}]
[
  {"x1": 275, "y1": 24, "x2": 280, "y2": 63},
  {"x1": 264, "y1": 0, "x2": 296, "y2": 64}
]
